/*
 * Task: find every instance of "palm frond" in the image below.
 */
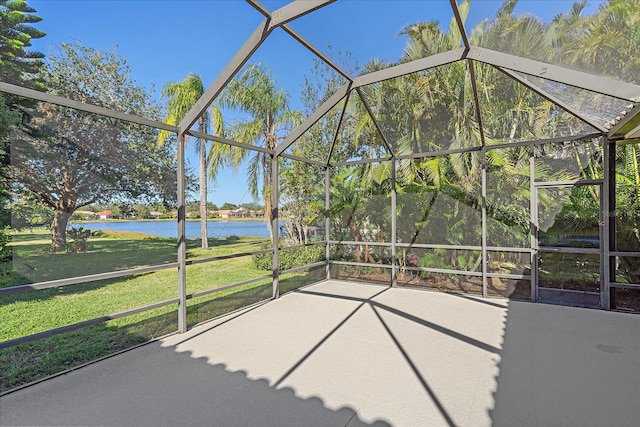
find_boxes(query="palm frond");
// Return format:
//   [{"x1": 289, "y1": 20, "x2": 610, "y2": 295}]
[
  {"x1": 225, "y1": 119, "x2": 263, "y2": 146},
  {"x1": 246, "y1": 151, "x2": 262, "y2": 200},
  {"x1": 449, "y1": 0, "x2": 471, "y2": 48}
]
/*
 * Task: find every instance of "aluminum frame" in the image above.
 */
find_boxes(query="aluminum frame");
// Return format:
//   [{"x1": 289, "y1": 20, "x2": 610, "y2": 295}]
[
  {"x1": 497, "y1": 68, "x2": 607, "y2": 132},
  {"x1": 0, "y1": 262, "x2": 179, "y2": 295},
  {"x1": 532, "y1": 166, "x2": 606, "y2": 306},
  {"x1": 177, "y1": 132, "x2": 188, "y2": 333},
  {"x1": 189, "y1": 275, "x2": 273, "y2": 300},
  {"x1": 0, "y1": 82, "x2": 177, "y2": 132},
  {"x1": 466, "y1": 47, "x2": 640, "y2": 102},
  {"x1": 3, "y1": 0, "x2": 640, "y2": 357},
  {"x1": 0, "y1": 298, "x2": 179, "y2": 350}
]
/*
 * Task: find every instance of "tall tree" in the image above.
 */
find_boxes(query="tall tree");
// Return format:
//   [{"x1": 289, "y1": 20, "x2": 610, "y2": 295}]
[
  {"x1": 158, "y1": 74, "x2": 222, "y2": 250},
  {"x1": 216, "y1": 63, "x2": 301, "y2": 239},
  {"x1": 10, "y1": 42, "x2": 178, "y2": 251},
  {"x1": 325, "y1": 0, "x2": 572, "y2": 276},
  {"x1": 558, "y1": 0, "x2": 640, "y2": 85},
  {"x1": 278, "y1": 54, "x2": 356, "y2": 246},
  {"x1": 0, "y1": 94, "x2": 18, "y2": 260},
  {"x1": 568, "y1": 1, "x2": 640, "y2": 280},
  {"x1": 0, "y1": 0, "x2": 45, "y2": 90},
  {"x1": 0, "y1": 0, "x2": 45, "y2": 260},
  {"x1": 279, "y1": 158, "x2": 323, "y2": 245}
]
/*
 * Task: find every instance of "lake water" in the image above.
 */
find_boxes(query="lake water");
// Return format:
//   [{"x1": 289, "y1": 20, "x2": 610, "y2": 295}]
[{"x1": 75, "y1": 220, "x2": 270, "y2": 239}]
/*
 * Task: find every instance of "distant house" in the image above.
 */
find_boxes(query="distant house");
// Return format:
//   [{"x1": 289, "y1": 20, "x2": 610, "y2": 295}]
[
  {"x1": 218, "y1": 208, "x2": 245, "y2": 218},
  {"x1": 218, "y1": 208, "x2": 256, "y2": 218},
  {"x1": 233, "y1": 208, "x2": 247, "y2": 218},
  {"x1": 149, "y1": 211, "x2": 163, "y2": 219},
  {"x1": 96, "y1": 210, "x2": 113, "y2": 220},
  {"x1": 74, "y1": 210, "x2": 97, "y2": 220}
]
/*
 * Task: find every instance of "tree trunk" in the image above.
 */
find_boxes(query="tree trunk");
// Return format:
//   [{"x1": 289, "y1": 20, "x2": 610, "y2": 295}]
[
  {"x1": 347, "y1": 214, "x2": 361, "y2": 262},
  {"x1": 301, "y1": 224, "x2": 308, "y2": 245},
  {"x1": 265, "y1": 121, "x2": 277, "y2": 242},
  {"x1": 199, "y1": 136, "x2": 209, "y2": 250},
  {"x1": 264, "y1": 154, "x2": 274, "y2": 241},
  {"x1": 51, "y1": 209, "x2": 72, "y2": 252}
]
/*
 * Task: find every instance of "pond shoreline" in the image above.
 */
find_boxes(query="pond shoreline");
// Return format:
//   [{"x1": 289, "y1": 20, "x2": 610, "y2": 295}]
[
  {"x1": 72, "y1": 217, "x2": 266, "y2": 223},
  {"x1": 69, "y1": 219, "x2": 271, "y2": 239}
]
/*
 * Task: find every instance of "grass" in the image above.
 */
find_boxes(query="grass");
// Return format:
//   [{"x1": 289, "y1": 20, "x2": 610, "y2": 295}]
[
  {"x1": 2, "y1": 229, "x2": 178, "y2": 287},
  {"x1": 0, "y1": 230, "x2": 325, "y2": 392}
]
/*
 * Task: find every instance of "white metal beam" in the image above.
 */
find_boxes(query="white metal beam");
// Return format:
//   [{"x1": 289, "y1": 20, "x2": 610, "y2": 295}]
[
  {"x1": 449, "y1": 0, "x2": 470, "y2": 50},
  {"x1": 268, "y1": 0, "x2": 336, "y2": 30},
  {"x1": 608, "y1": 105, "x2": 640, "y2": 140},
  {"x1": 354, "y1": 87, "x2": 394, "y2": 157},
  {"x1": 0, "y1": 81, "x2": 177, "y2": 132},
  {"x1": 187, "y1": 130, "x2": 274, "y2": 155},
  {"x1": 178, "y1": 20, "x2": 271, "y2": 133},
  {"x1": 275, "y1": 83, "x2": 350, "y2": 156},
  {"x1": 280, "y1": 24, "x2": 352, "y2": 81},
  {"x1": 245, "y1": 0, "x2": 271, "y2": 18},
  {"x1": 498, "y1": 67, "x2": 607, "y2": 133},
  {"x1": 468, "y1": 60, "x2": 486, "y2": 146},
  {"x1": 467, "y1": 46, "x2": 640, "y2": 102},
  {"x1": 352, "y1": 48, "x2": 466, "y2": 88}
]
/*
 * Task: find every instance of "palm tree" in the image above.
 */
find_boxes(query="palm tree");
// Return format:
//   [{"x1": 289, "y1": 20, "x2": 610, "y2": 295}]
[
  {"x1": 329, "y1": 167, "x2": 379, "y2": 264},
  {"x1": 215, "y1": 63, "x2": 301, "y2": 239},
  {"x1": 616, "y1": 142, "x2": 640, "y2": 280},
  {"x1": 559, "y1": 0, "x2": 640, "y2": 85},
  {"x1": 364, "y1": 0, "x2": 555, "y2": 275},
  {"x1": 159, "y1": 74, "x2": 222, "y2": 250}
]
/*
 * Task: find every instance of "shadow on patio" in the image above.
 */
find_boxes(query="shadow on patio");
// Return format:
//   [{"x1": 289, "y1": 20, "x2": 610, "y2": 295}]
[
  {"x1": 490, "y1": 299, "x2": 640, "y2": 426},
  {"x1": 1, "y1": 280, "x2": 638, "y2": 426}
]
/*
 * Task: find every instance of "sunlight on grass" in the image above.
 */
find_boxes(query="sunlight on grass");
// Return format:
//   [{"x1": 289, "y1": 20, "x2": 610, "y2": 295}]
[{"x1": 0, "y1": 230, "x2": 328, "y2": 392}]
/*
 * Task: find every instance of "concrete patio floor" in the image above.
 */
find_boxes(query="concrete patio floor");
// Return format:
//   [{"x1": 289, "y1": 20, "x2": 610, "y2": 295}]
[{"x1": 1, "y1": 280, "x2": 639, "y2": 426}]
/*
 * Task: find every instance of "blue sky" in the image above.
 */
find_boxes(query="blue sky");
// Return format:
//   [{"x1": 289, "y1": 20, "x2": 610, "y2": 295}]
[{"x1": 29, "y1": 0, "x2": 604, "y2": 206}]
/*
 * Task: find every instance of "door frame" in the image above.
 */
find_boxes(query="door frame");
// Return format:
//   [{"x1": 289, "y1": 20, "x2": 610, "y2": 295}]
[{"x1": 531, "y1": 179, "x2": 604, "y2": 308}]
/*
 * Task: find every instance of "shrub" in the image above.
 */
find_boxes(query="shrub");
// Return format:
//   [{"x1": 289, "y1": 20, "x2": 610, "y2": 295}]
[
  {"x1": 66, "y1": 227, "x2": 92, "y2": 253},
  {"x1": 253, "y1": 242, "x2": 325, "y2": 271},
  {"x1": 0, "y1": 226, "x2": 10, "y2": 262}
]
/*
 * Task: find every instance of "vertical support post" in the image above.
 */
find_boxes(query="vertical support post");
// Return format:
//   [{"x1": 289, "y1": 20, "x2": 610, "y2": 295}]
[
  {"x1": 271, "y1": 154, "x2": 280, "y2": 299},
  {"x1": 325, "y1": 166, "x2": 331, "y2": 280},
  {"x1": 481, "y1": 148, "x2": 488, "y2": 298},
  {"x1": 177, "y1": 131, "x2": 187, "y2": 333},
  {"x1": 603, "y1": 137, "x2": 614, "y2": 310},
  {"x1": 391, "y1": 158, "x2": 397, "y2": 287},
  {"x1": 530, "y1": 145, "x2": 538, "y2": 302}
]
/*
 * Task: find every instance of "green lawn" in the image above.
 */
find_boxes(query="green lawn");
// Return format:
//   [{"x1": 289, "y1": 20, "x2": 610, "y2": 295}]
[{"x1": 0, "y1": 230, "x2": 325, "y2": 392}]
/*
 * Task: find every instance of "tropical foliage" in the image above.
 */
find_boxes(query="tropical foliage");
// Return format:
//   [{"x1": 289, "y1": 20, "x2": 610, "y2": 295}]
[
  {"x1": 159, "y1": 73, "x2": 223, "y2": 250},
  {"x1": 0, "y1": 0, "x2": 45, "y2": 260},
  {"x1": 0, "y1": 94, "x2": 17, "y2": 261},
  {"x1": 3, "y1": 0, "x2": 639, "y2": 292},
  {"x1": 215, "y1": 63, "x2": 302, "y2": 239},
  {"x1": 285, "y1": 0, "x2": 640, "y2": 291},
  {"x1": 0, "y1": 0, "x2": 44, "y2": 90},
  {"x1": 2, "y1": 0, "x2": 640, "y2": 395}
]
